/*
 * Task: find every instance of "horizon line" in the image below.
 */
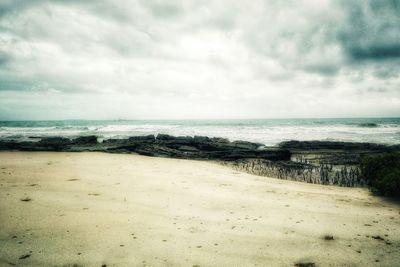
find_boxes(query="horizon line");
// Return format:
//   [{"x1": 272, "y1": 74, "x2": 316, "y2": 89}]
[{"x1": 1, "y1": 116, "x2": 400, "y2": 122}]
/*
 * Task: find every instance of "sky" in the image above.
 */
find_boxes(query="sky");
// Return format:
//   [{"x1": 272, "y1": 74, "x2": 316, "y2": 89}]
[{"x1": 0, "y1": 0, "x2": 399, "y2": 120}]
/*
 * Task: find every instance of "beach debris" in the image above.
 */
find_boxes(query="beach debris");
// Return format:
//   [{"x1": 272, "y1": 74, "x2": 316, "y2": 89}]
[
  {"x1": 371, "y1": 235, "x2": 384, "y2": 241},
  {"x1": 20, "y1": 197, "x2": 32, "y2": 202}
]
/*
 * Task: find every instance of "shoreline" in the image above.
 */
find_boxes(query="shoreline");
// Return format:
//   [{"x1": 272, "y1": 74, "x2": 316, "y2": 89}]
[
  {"x1": 1, "y1": 135, "x2": 399, "y2": 187},
  {"x1": 1, "y1": 151, "x2": 399, "y2": 266}
]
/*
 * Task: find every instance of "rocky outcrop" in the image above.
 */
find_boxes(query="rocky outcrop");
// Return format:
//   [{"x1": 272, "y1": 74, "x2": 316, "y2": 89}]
[
  {"x1": 1, "y1": 136, "x2": 398, "y2": 187},
  {"x1": 265, "y1": 140, "x2": 400, "y2": 186},
  {"x1": 73, "y1": 135, "x2": 98, "y2": 144},
  {"x1": 38, "y1": 137, "x2": 72, "y2": 151},
  {"x1": 0, "y1": 134, "x2": 290, "y2": 161},
  {"x1": 106, "y1": 134, "x2": 290, "y2": 161},
  {"x1": 222, "y1": 159, "x2": 364, "y2": 187},
  {"x1": 279, "y1": 140, "x2": 395, "y2": 152}
]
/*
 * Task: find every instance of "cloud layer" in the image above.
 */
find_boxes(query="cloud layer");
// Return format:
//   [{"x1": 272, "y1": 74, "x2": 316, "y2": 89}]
[{"x1": 0, "y1": 0, "x2": 399, "y2": 119}]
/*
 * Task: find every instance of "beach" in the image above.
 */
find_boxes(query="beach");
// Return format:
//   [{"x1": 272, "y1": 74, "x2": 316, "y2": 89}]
[{"x1": 0, "y1": 151, "x2": 399, "y2": 266}]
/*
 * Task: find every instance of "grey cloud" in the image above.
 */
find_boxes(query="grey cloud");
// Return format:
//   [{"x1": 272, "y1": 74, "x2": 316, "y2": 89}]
[
  {"x1": 339, "y1": 0, "x2": 400, "y2": 61},
  {"x1": 0, "y1": 78, "x2": 31, "y2": 91},
  {"x1": 0, "y1": 52, "x2": 10, "y2": 66},
  {"x1": 241, "y1": 1, "x2": 344, "y2": 77},
  {"x1": 367, "y1": 87, "x2": 388, "y2": 93},
  {"x1": 0, "y1": 0, "x2": 84, "y2": 17},
  {"x1": 0, "y1": 74, "x2": 85, "y2": 93},
  {"x1": 241, "y1": 0, "x2": 400, "y2": 78},
  {"x1": 347, "y1": 44, "x2": 400, "y2": 61},
  {"x1": 302, "y1": 64, "x2": 340, "y2": 76},
  {"x1": 0, "y1": 0, "x2": 38, "y2": 16},
  {"x1": 373, "y1": 64, "x2": 400, "y2": 79},
  {"x1": 140, "y1": 0, "x2": 184, "y2": 19}
]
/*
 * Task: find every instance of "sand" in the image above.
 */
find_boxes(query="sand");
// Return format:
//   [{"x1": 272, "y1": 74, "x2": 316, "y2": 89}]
[{"x1": 0, "y1": 152, "x2": 399, "y2": 267}]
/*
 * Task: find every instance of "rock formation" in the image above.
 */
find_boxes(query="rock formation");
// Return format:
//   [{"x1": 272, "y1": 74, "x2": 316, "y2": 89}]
[{"x1": 1, "y1": 135, "x2": 398, "y2": 187}]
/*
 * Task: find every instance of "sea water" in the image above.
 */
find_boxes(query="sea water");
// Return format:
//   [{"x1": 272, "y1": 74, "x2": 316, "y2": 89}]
[{"x1": 0, "y1": 118, "x2": 399, "y2": 146}]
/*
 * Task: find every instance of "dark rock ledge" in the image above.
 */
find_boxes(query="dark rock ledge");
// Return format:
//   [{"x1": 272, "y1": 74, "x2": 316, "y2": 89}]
[{"x1": 1, "y1": 135, "x2": 398, "y2": 187}]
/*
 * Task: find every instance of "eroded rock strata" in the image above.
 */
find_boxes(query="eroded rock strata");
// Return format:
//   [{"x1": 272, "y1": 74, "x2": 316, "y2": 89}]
[{"x1": 1, "y1": 135, "x2": 398, "y2": 187}]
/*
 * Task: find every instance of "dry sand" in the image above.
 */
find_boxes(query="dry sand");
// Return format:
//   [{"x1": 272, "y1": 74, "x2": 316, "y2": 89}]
[{"x1": 0, "y1": 152, "x2": 399, "y2": 267}]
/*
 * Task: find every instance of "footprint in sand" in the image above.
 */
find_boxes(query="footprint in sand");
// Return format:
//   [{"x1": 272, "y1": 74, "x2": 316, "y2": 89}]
[
  {"x1": 294, "y1": 262, "x2": 315, "y2": 267},
  {"x1": 371, "y1": 235, "x2": 384, "y2": 241},
  {"x1": 19, "y1": 254, "x2": 31, "y2": 260}
]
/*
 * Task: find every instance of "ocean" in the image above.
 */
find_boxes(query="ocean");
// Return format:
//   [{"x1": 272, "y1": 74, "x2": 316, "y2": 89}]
[{"x1": 0, "y1": 118, "x2": 399, "y2": 146}]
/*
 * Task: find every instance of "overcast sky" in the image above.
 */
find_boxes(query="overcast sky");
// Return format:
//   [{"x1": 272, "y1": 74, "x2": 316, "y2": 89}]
[{"x1": 0, "y1": 0, "x2": 399, "y2": 120}]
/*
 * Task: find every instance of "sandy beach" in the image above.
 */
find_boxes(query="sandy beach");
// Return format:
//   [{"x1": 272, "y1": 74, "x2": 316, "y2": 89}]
[{"x1": 0, "y1": 151, "x2": 399, "y2": 267}]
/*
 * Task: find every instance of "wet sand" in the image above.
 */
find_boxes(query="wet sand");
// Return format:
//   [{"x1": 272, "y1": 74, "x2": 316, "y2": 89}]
[{"x1": 0, "y1": 151, "x2": 399, "y2": 266}]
